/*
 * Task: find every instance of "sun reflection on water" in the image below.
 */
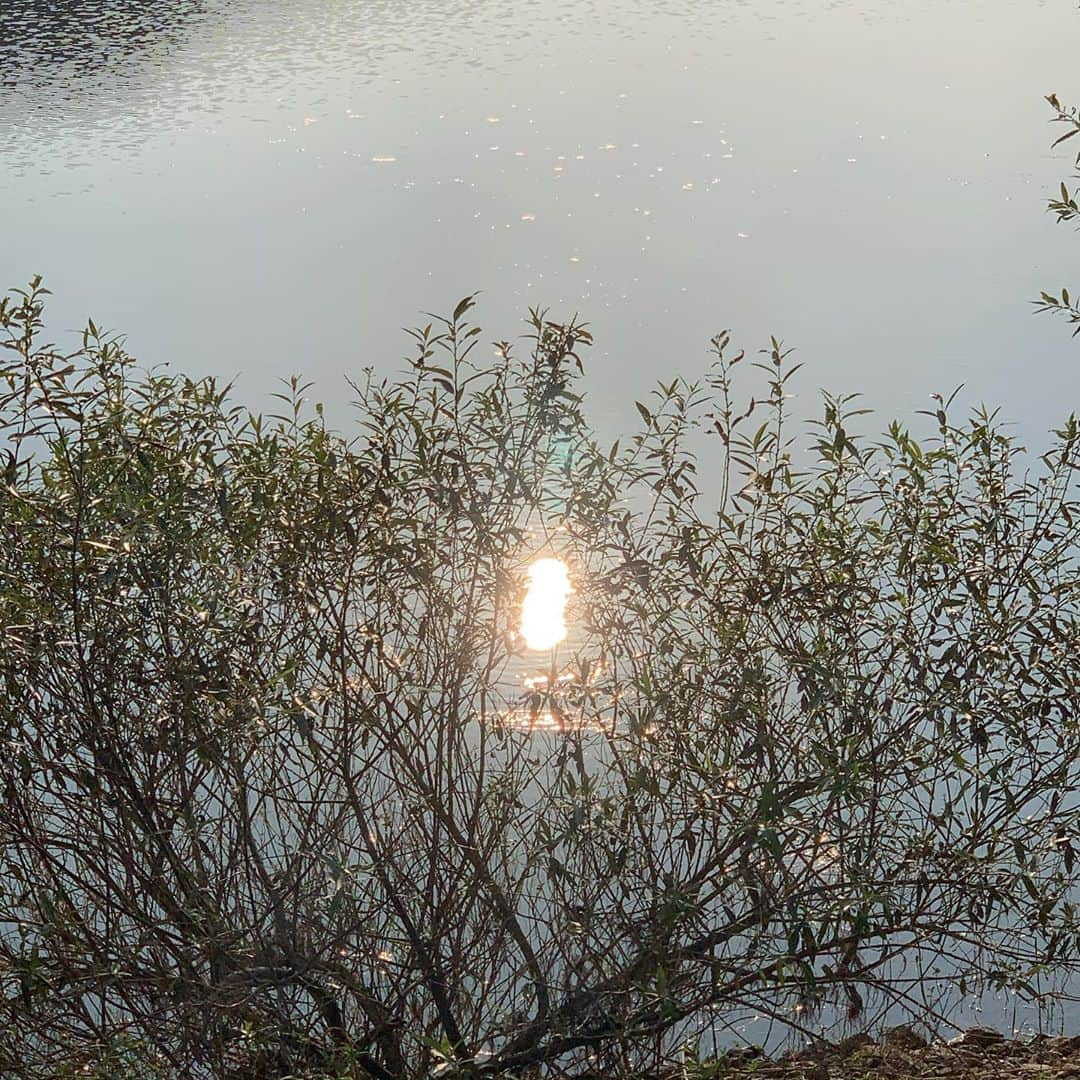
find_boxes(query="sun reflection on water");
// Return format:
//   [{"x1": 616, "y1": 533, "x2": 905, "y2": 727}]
[
  {"x1": 519, "y1": 557, "x2": 571, "y2": 651},
  {"x1": 491, "y1": 555, "x2": 612, "y2": 733},
  {"x1": 499, "y1": 661, "x2": 612, "y2": 733}
]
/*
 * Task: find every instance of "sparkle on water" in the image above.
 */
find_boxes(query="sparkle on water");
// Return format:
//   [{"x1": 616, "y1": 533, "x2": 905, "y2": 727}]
[{"x1": 519, "y1": 557, "x2": 571, "y2": 652}]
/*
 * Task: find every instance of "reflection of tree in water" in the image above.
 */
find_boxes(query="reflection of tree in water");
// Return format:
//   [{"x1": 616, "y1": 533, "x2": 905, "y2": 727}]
[
  {"x1": 0, "y1": 0, "x2": 441, "y2": 140},
  {"x1": 0, "y1": 0, "x2": 223, "y2": 144},
  {"x1": 0, "y1": 1, "x2": 207, "y2": 82}
]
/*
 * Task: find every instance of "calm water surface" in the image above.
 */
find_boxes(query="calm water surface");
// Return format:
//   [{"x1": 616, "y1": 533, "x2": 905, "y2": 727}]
[
  {"x1": 2, "y1": 0, "x2": 1078, "y2": 448},
  {"x1": 3, "y1": 0, "x2": 1080, "y2": 1043}
]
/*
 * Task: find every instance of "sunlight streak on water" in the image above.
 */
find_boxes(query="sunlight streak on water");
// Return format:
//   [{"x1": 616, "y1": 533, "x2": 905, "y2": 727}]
[{"x1": 519, "y1": 557, "x2": 571, "y2": 652}]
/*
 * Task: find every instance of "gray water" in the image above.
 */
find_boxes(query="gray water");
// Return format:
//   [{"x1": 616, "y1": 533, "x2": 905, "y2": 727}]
[
  {"x1": 3, "y1": 0, "x2": 1080, "y2": 1051},
  {"x1": 2, "y1": 0, "x2": 1078, "y2": 448}
]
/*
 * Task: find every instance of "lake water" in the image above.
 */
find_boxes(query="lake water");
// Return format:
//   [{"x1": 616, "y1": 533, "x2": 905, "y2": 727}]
[
  {"x1": 3, "y1": 0, "x2": 1080, "y2": 1051},
  {"x1": 2, "y1": 0, "x2": 1078, "y2": 453}
]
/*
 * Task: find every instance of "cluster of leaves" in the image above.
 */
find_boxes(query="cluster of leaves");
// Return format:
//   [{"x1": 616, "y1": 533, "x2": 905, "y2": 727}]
[{"x1": 1035, "y1": 94, "x2": 1080, "y2": 334}]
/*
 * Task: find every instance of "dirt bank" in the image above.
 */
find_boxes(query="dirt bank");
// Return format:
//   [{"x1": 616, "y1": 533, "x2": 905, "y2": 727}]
[{"x1": 711, "y1": 1028, "x2": 1080, "y2": 1079}]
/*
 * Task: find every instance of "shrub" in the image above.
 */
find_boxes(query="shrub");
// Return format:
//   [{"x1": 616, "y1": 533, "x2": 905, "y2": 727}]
[{"x1": 3, "y1": 97, "x2": 1080, "y2": 1080}]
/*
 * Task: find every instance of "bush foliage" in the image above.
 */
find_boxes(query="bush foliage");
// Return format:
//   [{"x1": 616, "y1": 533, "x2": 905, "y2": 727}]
[{"x1": 1, "y1": 99, "x2": 1080, "y2": 1080}]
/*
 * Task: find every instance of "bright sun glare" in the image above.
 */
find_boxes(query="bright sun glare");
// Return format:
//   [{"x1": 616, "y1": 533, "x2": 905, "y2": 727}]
[{"x1": 520, "y1": 557, "x2": 572, "y2": 651}]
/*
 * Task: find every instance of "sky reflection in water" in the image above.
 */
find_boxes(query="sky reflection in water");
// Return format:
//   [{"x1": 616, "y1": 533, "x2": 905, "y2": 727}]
[
  {"x1": 3, "y1": 0, "x2": 1080, "y2": 1046},
  {"x1": 2, "y1": 0, "x2": 1078, "y2": 462}
]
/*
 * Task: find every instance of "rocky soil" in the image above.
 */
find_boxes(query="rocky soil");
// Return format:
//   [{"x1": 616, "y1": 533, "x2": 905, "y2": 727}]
[{"x1": 710, "y1": 1027, "x2": 1080, "y2": 1079}]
